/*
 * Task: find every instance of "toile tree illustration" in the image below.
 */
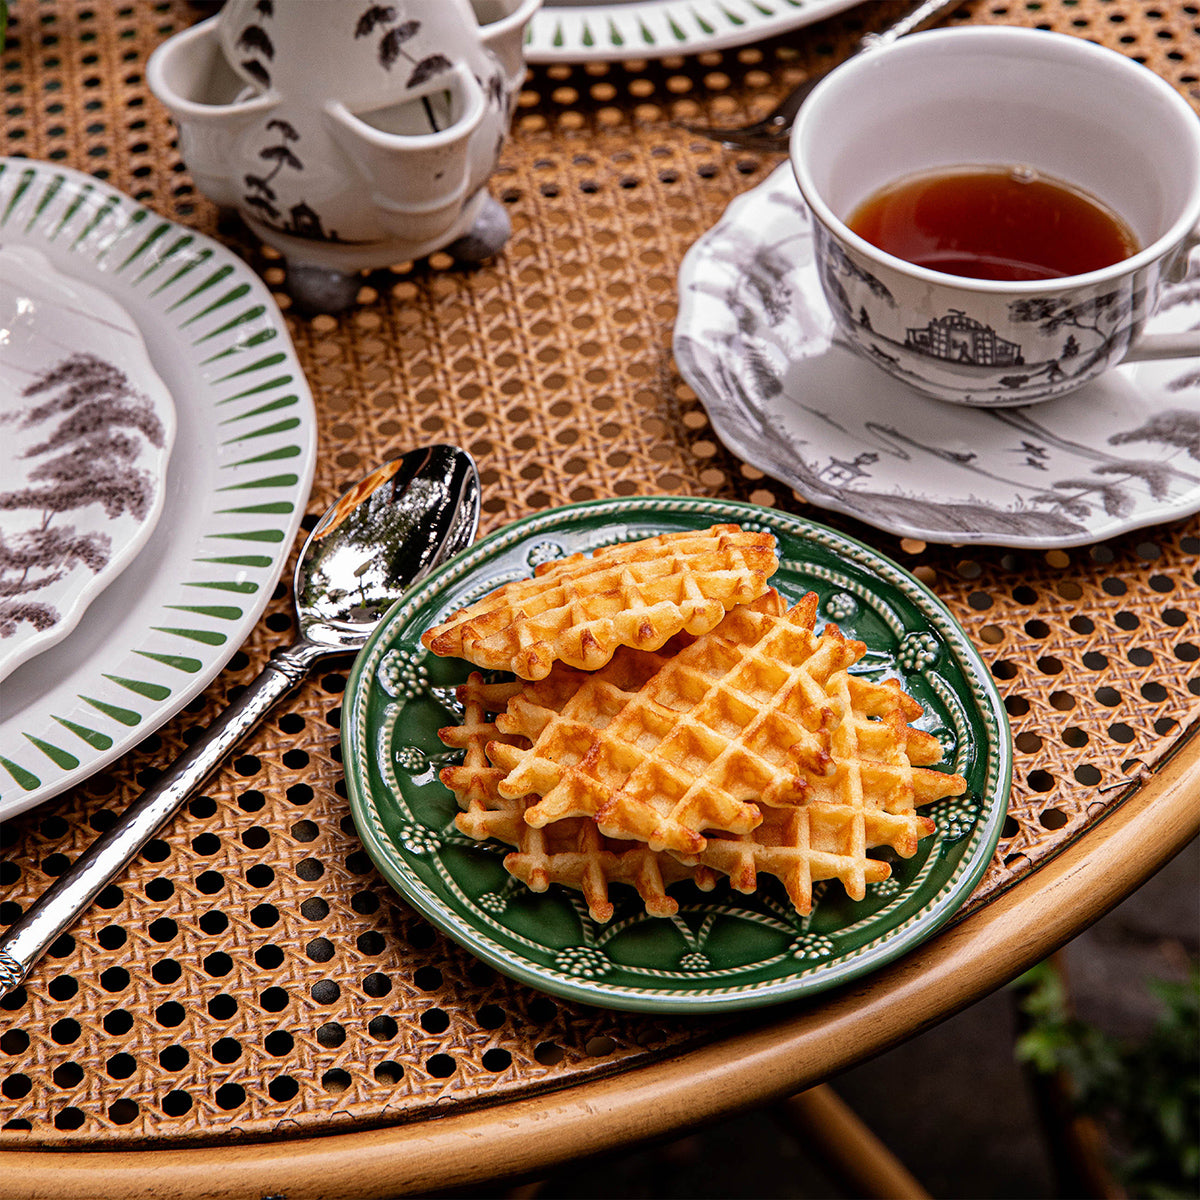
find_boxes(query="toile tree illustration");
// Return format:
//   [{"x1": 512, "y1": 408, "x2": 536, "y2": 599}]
[
  {"x1": 355, "y1": 6, "x2": 452, "y2": 129},
  {"x1": 0, "y1": 353, "x2": 167, "y2": 640},
  {"x1": 1028, "y1": 462, "x2": 1175, "y2": 521},
  {"x1": 1025, "y1": 410, "x2": 1200, "y2": 521},
  {"x1": 1109, "y1": 409, "x2": 1200, "y2": 461},
  {"x1": 243, "y1": 117, "x2": 303, "y2": 225},
  {"x1": 234, "y1": 0, "x2": 275, "y2": 89},
  {"x1": 742, "y1": 245, "x2": 796, "y2": 327},
  {"x1": 1000, "y1": 291, "x2": 1137, "y2": 390},
  {"x1": 1009, "y1": 294, "x2": 1125, "y2": 341}
]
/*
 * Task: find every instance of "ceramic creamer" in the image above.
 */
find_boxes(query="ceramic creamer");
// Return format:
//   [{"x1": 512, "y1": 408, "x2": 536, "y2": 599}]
[{"x1": 149, "y1": 0, "x2": 540, "y2": 309}]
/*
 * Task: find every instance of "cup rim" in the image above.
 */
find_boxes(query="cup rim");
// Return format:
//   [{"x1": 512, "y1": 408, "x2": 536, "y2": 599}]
[{"x1": 789, "y1": 26, "x2": 1200, "y2": 295}]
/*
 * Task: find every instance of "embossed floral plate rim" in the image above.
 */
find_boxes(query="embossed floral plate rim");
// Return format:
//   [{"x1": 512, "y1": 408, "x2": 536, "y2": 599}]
[
  {"x1": 525, "y1": 0, "x2": 862, "y2": 63},
  {"x1": 0, "y1": 158, "x2": 316, "y2": 819},
  {"x1": 344, "y1": 496, "x2": 1011, "y2": 1013},
  {"x1": 0, "y1": 244, "x2": 177, "y2": 685},
  {"x1": 674, "y1": 164, "x2": 1200, "y2": 549}
]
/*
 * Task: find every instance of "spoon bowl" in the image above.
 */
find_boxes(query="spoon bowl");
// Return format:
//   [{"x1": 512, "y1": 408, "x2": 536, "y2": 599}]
[
  {"x1": 299, "y1": 446, "x2": 479, "y2": 652},
  {"x1": 0, "y1": 446, "x2": 480, "y2": 998}
]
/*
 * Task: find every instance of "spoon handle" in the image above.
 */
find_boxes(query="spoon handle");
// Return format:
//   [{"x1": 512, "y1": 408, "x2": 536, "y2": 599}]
[
  {"x1": 0, "y1": 641, "x2": 324, "y2": 998},
  {"x1": 859, "y1": 0, "x2": 962, "y2": 51}
]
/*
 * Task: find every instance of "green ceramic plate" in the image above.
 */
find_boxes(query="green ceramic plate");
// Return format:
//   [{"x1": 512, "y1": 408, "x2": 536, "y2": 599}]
[{"x1": 343, "y1": 498, "x2": 1011, "y2": 1013}]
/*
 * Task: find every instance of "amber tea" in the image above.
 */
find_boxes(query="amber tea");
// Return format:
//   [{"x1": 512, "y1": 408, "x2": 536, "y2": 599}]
[{"x1": 846, "y1": 166, "x2": 1140, "y2": 281}]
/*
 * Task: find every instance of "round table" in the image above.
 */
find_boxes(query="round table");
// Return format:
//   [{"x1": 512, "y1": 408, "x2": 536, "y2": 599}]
[{"x1": 1, "y1": 1, "x2": 1198, "y2": 1195}]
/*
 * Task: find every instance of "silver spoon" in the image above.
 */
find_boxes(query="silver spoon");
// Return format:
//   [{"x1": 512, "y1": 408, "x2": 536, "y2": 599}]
[{"x1": 0, "y1": 445, "x2": 480, "y2": 998}]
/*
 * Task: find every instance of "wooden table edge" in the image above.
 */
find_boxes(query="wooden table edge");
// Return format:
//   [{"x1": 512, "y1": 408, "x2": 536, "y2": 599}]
[{"x1": 4, "y1": 728, "x2": 1198, "y2": 1200}]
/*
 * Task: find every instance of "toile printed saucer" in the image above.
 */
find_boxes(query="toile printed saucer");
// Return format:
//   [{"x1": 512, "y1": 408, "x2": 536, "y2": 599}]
[{"x1": 674, "y1": 165, "x2": 1200, "y2": 549}]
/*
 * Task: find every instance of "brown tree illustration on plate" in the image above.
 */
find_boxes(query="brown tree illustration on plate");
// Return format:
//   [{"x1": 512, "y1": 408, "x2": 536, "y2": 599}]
[{"x1": 0, "y1": 353, "x2": 167, "y2": 640}]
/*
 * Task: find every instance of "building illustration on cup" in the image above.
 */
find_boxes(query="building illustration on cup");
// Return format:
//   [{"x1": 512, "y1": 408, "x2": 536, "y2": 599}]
[
  {"x1": 816, "y1": 230, "x2": 1146, "y2": 407},
  {"x1": 902, "y1": 312, "x2": 1023, "y2": 368}
]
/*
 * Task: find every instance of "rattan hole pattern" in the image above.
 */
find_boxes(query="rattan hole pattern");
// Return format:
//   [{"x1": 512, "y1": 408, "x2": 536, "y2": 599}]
[{"x1": 1, "y1": 0, "x2": 1199, "y2": 1147}]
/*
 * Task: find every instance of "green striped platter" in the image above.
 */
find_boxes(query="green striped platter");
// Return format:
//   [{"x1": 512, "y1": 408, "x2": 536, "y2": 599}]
[
  {"x1": 525, "y1": 0, "x2": 861, "y2": 63},
  {"x1": 0, "y1": 158, "x2": 316, "y2": 819},
  {"x1": 343, "y1": 497, "x2": 1011, "y2": 1013}
]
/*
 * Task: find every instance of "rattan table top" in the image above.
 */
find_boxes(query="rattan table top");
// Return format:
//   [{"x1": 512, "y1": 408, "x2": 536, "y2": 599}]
[{"x1": 1, "y1": 0, "x2": 1198, "y2": 1187}]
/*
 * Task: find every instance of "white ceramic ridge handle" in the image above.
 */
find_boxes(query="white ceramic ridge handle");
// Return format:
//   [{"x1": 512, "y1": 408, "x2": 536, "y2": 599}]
[
  {"x1": 1126, "y1": 224, "x2": 1200, "y2": 361},
  {"x1": 1125, "y1": 330, "x2": 1200, "y2": 361}
]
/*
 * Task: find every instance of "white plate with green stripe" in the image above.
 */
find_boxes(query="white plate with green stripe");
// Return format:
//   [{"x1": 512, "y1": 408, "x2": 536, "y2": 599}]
[
  {"x1": 525, "y1": 0, "x2": 862, "y2": 63},
  {"x1": 0, "y1": 159, "x2": 316, "y2": 819}
]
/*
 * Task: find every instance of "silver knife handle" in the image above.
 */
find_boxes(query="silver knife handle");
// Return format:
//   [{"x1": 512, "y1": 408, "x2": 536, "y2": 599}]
[
  {"x1": 0, "y1": 639, "x2": 322, "y2": 999},
  {"x1": 860, "y1": 0, "x2": 962, "y2": 52}
]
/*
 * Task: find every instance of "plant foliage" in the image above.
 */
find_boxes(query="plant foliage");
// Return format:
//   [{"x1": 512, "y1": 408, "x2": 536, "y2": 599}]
[{"x1": 1015, "y1": 960, "x2": 1200, "y2": 1198}]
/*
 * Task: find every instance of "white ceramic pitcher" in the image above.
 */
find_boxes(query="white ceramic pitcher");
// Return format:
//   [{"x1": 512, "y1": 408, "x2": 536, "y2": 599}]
[{"x1": 148, "y1": 0, "x2": 540, "y2": 310}]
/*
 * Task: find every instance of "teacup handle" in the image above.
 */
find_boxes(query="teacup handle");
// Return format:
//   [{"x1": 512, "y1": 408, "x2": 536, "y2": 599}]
[
  {"x1": 1123, "y1": 222, "x2": 1200, "y2": 363},
  {"x1": 1124, "y1": 331, "x2": 1200, "y2": 361}
]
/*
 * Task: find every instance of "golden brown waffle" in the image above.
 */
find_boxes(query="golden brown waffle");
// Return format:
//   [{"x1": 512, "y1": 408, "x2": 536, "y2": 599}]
[
  {"x1": 421, "y1": 524, "x2": 778, "y2": 680},
  {"x1": 489, "y1": 590, "x2": 873, "y2": 856},
  {"x1": 684, "y1": 672, "x2": 962, "y2": 913},
  {"x1": 690, "y1": 806, "x2": 895, "y2": 914},
  {"x1": 440, "y1": 671, "x2": 715, "y2": 922}
]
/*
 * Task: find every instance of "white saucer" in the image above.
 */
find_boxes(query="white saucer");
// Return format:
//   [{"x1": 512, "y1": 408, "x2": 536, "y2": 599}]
[
  {"x1": 0, "y1": 245, "x2": 176, "y2": 682},
  {"x1": 674, "y1": 165, "x2": 1200, "y2": 549}
]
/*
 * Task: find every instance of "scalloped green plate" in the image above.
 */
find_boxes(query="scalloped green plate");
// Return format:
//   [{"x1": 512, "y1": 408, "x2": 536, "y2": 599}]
[{"x1": 343, "y1": 498, "x2": 1011, "y2": 1013}]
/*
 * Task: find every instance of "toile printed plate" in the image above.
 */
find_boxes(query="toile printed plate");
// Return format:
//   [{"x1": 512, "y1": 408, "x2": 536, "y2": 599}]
[
  {"x1": 0, "y1": 158, "x2": 316, "y2": 819},
  {"x1": 0, "y1": 244, "x2": 176, "y2": 684},
  {"x1": 343, "y1": 497, "x2": 1011, "y2": 1013},
  {"x1": 525, "y1": 0, "x2": 861, "y2": 63},
  {"x1": 674, "y1": 165, "x2": 1200, "y2": 549}
]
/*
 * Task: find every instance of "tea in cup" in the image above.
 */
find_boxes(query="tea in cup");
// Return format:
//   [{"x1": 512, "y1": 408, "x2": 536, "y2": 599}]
[{"x1": 789, "y1": 27, "x2": 1200, "y2": 407}]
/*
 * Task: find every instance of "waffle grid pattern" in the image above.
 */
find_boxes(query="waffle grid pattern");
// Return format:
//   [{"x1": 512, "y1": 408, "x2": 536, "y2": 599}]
[
  {"x1": 444, "y1": 671, "x2": 708, "y2": 923},
  {"x1": 451, "y1": 587, "x2": 959, "y2": 918},
  {"x1": 422, "y1": 524, "x2": 778, "y2": 679},
  {"x1": 493, "y1": 592, "x2": 868, "y2": 852}
]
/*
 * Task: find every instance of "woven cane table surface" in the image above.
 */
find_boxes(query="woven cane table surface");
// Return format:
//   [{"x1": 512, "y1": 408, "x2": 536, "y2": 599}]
[{"x1": 1, "y1": 0, "x2": 1198, "y2": 1156}]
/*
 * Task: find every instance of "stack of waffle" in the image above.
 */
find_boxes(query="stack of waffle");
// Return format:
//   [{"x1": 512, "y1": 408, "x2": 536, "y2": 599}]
[{"x1": 424, "y1": 525, "x2": 966, "y2": 922}]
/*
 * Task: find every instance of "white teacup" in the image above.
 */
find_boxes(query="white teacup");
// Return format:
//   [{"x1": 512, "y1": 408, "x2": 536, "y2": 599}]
[{"x1": 790, "y1": 27, "x2": 1200, "y2": 407}]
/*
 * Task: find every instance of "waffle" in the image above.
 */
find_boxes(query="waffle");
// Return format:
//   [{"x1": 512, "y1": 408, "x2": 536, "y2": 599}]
[
  {"x1": 439, "y1": 586, "x2": 965, "y2": 918},
  {"x1": 440, "y1": 671, "x2": 715, "y2": 923},
  {"x1": 421, "y1": 524, "x2": 778, "y2": 680},
  {"x1": 488, "y1": 590, "x2": 869, "y2": 856},
  {"x1": 683, "y1": 673, "x2": 963, "y2": 914}
]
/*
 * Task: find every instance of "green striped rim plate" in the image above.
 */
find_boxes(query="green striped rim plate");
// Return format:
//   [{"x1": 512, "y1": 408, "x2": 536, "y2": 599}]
[
  {"x1": 525, "y1": 0, "x2": 862, "y2": 63},
  {"x1": 0, "y1": 158, "x2": 316, "y2": 819},
  {"x1": 343, "y1": 497, "x2": 1011, "y2": 1013}
]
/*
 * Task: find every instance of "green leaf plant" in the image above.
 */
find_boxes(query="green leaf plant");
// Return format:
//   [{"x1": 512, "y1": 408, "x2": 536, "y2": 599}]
[{"x1": 1014, "y1": 958, "x2": 1200, "y2": 1199}]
